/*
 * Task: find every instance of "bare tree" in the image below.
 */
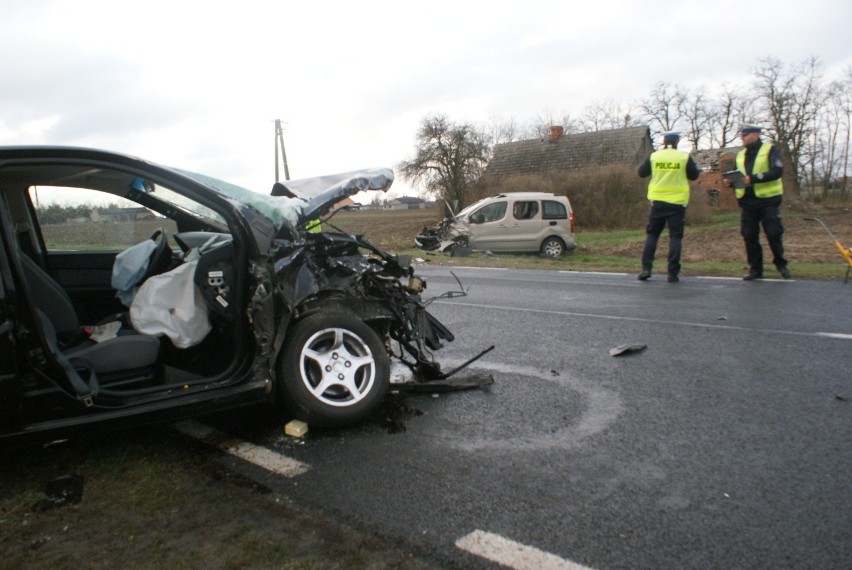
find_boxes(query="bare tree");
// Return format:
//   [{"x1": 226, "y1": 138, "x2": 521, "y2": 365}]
[
  {"x1": 707, "y1": 83, "x2": 752, "y2": 149},
  {"x1": 679, "y1": 87, "x2": 713, "y2": 150},
  {"x1": 809, "y1": 73, "x2": 852, "y2": 201},
  {"x1": 581, "y1": 99, "x2": 642, "y2": 132},
  {"x1": 825, "y1": 68, "x2": 852, "y2": 201},
  {"x1": 525, "y1": 112, "x2": 582, "y2": 139},
  {"x1": 751, "y1": 56, "x2": 823, "y2": 196},
  {"x1": 840, "y1": 67, "x2": 852, "y2": 201},
  {"x1": 482, "y1": 116, "x2": 522, "y2": 152},
  {"x1": 641, "y1": 81, "x2": 687, "y2": 138},
  {"x1": 398, "y1": 114, "x2": 490, "y2": 209}
]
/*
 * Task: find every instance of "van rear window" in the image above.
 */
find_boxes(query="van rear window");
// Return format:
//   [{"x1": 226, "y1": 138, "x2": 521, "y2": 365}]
[{"x1": 542, "y1": 200, "x2": 567, "y2": 220}]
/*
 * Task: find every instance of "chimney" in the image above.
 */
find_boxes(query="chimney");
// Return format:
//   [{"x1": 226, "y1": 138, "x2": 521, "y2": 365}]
[{"x1": 549, "y1": 125, "x2": 564, "y2": 142}]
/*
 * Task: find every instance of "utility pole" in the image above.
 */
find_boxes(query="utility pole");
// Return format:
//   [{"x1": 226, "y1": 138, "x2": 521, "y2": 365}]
[{"x1": 274, "y1": 119, "x2": 291, "y2": 181}]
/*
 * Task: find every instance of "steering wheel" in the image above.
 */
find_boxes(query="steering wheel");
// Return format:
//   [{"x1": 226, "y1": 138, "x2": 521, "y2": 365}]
[{"x1": 140, "y1": 229, "x2": 172, "y2": 283}]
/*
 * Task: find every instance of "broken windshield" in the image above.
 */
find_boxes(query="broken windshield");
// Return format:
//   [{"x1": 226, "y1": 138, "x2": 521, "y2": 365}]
[
  {"x1": 173, "y1": 168, "x2": 393, "y2": 234},
  {"x1": 176, "y1": 169, "x2": 306, "y2": 233}
]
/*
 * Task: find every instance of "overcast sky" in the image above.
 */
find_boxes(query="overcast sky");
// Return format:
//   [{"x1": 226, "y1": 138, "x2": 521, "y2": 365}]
[{"x1": 2, "y1": 0, "x2": 850, "y2": 199}]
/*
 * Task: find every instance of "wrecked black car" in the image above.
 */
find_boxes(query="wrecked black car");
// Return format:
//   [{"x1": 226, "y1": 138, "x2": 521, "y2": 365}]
[{"x1": 0, "y1": 146, "x2": 475, "y2": 445}]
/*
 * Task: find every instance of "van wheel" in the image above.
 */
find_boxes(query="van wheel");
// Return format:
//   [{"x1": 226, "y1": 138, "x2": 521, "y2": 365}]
[
  {"x1": 278, "y1": 312, "x2": 389, "y2": 428},
  {"x1": 540, "y1": 237, "x2": 565, "y2": 258}
]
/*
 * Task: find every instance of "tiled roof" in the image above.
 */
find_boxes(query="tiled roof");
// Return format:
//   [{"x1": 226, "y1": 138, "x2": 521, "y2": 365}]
[
  {"x1": 691, "y1": 147, "x2": 742, "y2": 171},
  {"x1": 485, "y1": 126, "x2": 653, "y2": 177}
]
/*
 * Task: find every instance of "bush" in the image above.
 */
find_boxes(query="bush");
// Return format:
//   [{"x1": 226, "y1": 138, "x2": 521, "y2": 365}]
[
  {"x1": 477, "y1": 167, "x2": 645, "y2": 229},
  {"x1": 684, "y1": 194, "x2": 712, "y2": 225},
  {"x1": 476, "y1": 166, "x2": 711, "y2": 229}
]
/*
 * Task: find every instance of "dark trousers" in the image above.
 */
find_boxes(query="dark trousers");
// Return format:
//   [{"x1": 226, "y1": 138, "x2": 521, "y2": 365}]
[
  {"x1": 740, "y1": 203, "x2": 787, "y2": 274},
  {"x1": 641, "y1": 201, "x2": 686, "y2": 276}
]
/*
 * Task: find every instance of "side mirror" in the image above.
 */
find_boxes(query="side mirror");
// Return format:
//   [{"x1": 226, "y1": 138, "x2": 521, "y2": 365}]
[{"x1": 470, "y1": 212, "x2": 484, "y2": 224}]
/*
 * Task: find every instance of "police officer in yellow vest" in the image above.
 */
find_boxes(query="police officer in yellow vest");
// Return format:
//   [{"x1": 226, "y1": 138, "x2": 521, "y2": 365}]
[
  {"x1": 637, "y1": 131, "x2": 700, "y2": 282},
  {"x1": 724, "y1": 124, "x2": 789, "y2": 280}
]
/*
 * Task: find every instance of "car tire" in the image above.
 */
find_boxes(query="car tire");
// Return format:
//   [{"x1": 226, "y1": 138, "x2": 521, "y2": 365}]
[
  {"x1": 278, "y1": 312, "x2": 389, "y2": 428},
  {"x1": 540, "y1": 236, "x2": 565, "y2": 258}
]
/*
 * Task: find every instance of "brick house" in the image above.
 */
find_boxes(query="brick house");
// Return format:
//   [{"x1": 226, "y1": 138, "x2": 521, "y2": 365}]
[
  {"x1": 691, "y1": 147, "x2": 742, "y2": 209},
  {"x1": 487, "y1": 125, "x2": 745, "y2": 210}
]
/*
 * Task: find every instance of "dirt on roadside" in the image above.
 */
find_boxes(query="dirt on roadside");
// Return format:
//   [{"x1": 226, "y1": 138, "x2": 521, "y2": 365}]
[
  {"x1": 334, "y1": 202, "x2": 852, "y2": 272},
  {"x1": 593, "y1": 206, "x2": 852, "y2": 267},
  {"x1": 0, "y1": 425, "x2": 437, "y2": 570}
]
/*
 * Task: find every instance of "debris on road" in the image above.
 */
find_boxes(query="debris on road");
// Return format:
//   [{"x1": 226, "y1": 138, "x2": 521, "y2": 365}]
[
  {"x1": 397, "y1": 373, "x2": 494, "y2": 392},
  {"x1": 609, "y1": 343, "x2": 647, "y2": 357},
  {"x1": 284, "y1": 420, "x2": 309, "y2": 438}
]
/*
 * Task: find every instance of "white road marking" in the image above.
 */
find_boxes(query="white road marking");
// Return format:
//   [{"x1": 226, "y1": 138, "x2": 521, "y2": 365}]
[
  {"x1": 817, "y1": 332, "x2": 852, "y2": 340},
  {"x1": 696, "y1": 275, "x2": 793, "y2": 282},
  {"x1": 558, "y1": 270, "x2": 630, "y2": 276},
  {"x1": 456, "y1": 530, "x2": 595, "y2": 570},
  {"x1": 696, "y1": 275, "x2": 743, "y2": 280},
  {"x1": 435, "y1": 300, "x2": 851, "y2": 340},
  {"x1": 467, "y1": 270, "x2": 794, "y2": 282},
  {"x1": 174, "y1": 420, "x2": 309, "y2": 477}
]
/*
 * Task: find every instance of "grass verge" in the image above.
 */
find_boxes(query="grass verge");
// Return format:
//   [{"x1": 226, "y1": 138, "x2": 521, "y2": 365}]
[{"x1": 0, "y1": 425, "x2": 433, "y2": 569}]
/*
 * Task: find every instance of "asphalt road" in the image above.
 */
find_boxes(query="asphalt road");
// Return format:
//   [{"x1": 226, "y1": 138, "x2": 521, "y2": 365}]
[{"x1": 210, "y1": 268, "x2": 852, "y2": 569}]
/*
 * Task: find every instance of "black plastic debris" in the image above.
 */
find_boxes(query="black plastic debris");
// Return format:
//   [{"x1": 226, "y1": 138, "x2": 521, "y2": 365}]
[
  {"x1": 399, "y1": 373, "x2": 495, "y2": 392},
  {"x1": 609, "y1": 343, "x2": 647, "y2": 357},
  {"x1": 380, "y1": 394, "x2": 425, "y2": 434},
  {"x1": 33, "y1": 474, "x2": 84, "y2": 511}
]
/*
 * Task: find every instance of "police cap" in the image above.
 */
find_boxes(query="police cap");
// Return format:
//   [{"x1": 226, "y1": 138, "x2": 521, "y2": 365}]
[{"x1": 740, "y1": 124, "x2": 762, "y2": 135}]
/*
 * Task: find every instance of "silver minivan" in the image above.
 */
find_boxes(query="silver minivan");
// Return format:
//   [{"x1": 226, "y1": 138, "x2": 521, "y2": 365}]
[{"x1": 416, "y1": 192, "x2": 575, "y2": 257}]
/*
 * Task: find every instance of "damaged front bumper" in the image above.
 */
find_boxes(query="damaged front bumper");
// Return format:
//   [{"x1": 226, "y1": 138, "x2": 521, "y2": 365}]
[
  {"x1": 253, "y1": 229, "x2": 490, "y2": 392},
  {"x1": 415, "y1": 218, "x2": 470, "y2": 254}
]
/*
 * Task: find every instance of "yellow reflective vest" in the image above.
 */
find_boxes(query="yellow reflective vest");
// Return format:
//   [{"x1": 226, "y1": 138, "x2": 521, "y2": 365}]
[
  {"x1": 306, "y1": 219, "x2": 322, "y2": 233},
  {"x1": 735, "y1": 143, "x2": 783, "y2": 199},
  {"x1": 647, "y1": 148, "x2": 690, "y2": 206}
]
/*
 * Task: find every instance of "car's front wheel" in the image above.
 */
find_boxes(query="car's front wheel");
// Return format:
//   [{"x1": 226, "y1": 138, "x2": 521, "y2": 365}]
[
  {"x1": 540, "y1": 236, "x2": 565, "y2": 258},
  {"x1": 278, "y1": 312, "x2": 389, "y2": 428}
]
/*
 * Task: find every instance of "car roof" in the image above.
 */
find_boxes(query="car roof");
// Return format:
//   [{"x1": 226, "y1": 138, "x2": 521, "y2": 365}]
[
  {"x1": 1, "y1": 146, "x2": 300, "y2": 234},
  {"x1": 484, "y1": 192, "x2": 566, "y2": 200}
]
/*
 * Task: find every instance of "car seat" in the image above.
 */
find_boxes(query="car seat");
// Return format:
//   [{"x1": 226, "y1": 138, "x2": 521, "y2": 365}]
[{"x1": 20, "y1": 254, "x2": 160, "y2": 375}]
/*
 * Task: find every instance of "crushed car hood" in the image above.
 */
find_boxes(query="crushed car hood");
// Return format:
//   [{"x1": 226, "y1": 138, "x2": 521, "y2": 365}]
[{"x1": 274, "y1": 168, "x2": 394, "y2": 221}]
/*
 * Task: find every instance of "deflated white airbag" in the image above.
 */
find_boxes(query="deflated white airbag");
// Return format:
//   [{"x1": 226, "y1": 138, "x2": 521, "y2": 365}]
[{"x1": 130, "y1": 259, "x2": 211, "y2": 349}]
